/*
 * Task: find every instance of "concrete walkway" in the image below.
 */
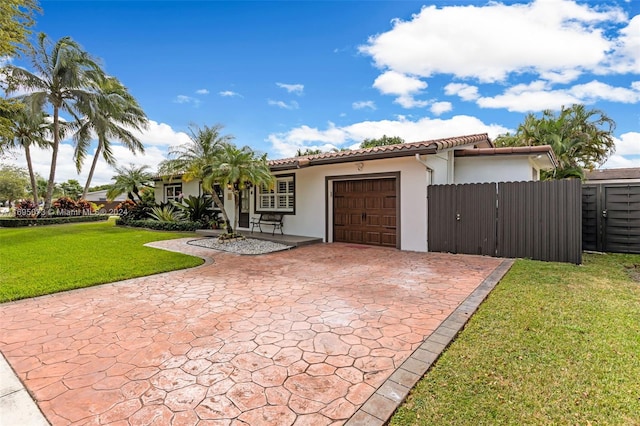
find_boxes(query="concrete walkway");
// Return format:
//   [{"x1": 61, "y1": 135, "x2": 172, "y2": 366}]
[{"x1": 0, "y1": 240, "x2": 511, "y2": 425}]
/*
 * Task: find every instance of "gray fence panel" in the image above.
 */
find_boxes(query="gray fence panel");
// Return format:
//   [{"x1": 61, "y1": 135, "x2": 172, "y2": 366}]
[
  {"x1": 604, "y1": 185, "x2": 640, "y2": 254},
  {"x1": 498, "y1": 180, "x2": 582, "y2": 264},
  {"x1": 456, "y1": 183, "x2": 497, "y2": 256},
  {"x1": 582, "y1": 185, "x2": 600, "y2": 251},
  {"x1": 427, "y1": 184, "x2": 457, "y2": 253}
]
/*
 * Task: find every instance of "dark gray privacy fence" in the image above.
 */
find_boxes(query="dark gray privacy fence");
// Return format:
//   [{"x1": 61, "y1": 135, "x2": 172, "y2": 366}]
[
  {"x1": 583, "y1": 184, "x2": 640, "y2": 254},
  {"x1": 428, "y1": 179, "x2": 582, "y2": 264}
]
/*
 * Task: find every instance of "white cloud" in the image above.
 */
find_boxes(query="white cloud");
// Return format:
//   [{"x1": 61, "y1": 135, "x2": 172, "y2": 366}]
[
  {"x1": 131, "y1": 120, "x2": 191, "y2": 147},
  {"x1": 352, "y1": 100, "x2": 376, "y2": 110},
  {"x1": 360, "y1": 0, "x2": 628, "y2": 83},
  {"x1": 475, "y1": 80, "x2": 640, "y2": 112},
  {"x1": 609, "y1": 132, "x2": 640, "y2": 156},
  {"x1": 276, "y1": 82, "x2": 304, "y2": 95},
  {"x1": 430, "y1": 101, "x2": 452, "y2": 115},
  {"x1": 195, "y1": 89, "x2": 209, "y2": 95},
  {"x1": 219, "y1": 90, "x2": 242, "y2": 98},
  {"x1": 173, "y1": 95, "x2": 200, "y2": 106},
  {"x1": 444, "y1": 83, "x2": 480, "y2": 101},
  {"x1": 373, "y1": 71, "x2": 428, "y2": 108},
  {"x1": 268, "y1": 99, "x2": 299, "y2": 110},
  {"x1": 267, "y1": 115, "x2": 509, "y2": 158},
  {"x1": 607, "y1": 15, "x2": 640, "y2": 74}
]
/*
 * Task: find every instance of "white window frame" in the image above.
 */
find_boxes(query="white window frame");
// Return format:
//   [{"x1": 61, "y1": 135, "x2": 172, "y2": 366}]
[
  {"x1": 257, "y1": 175, "x2": 294, "y2": 213},
  {"x1": 165, "y1": 184, "x2": 182, "y2": 203}
]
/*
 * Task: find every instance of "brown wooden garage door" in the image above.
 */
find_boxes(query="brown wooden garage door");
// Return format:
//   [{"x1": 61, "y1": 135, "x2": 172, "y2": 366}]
[{"x1": 333, "y1": 178, "x2": 397, "y2": 247}]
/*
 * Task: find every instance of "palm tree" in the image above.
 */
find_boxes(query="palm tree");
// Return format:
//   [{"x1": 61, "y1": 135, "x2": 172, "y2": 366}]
[
  {"x1": 0, "y1": 102, "x2": 50, "y2": 205},
  {"x1": 202, "y1": 143, "x2": 274, "y2": 234},
  {"x1": 495, "y1": 104, "x2": 616, "y2": 180},
  {"x1": 158, "y1": 123, "x2": 233, "y2": 229},
  {"x1": 74, "y1": 76, "x2": 148, "y2": 199},
  {"x1": 106, "y1": 164, "x2": 153, "y2": 202},
  {"x1": 4, "y1": 33, "x2": 104, "y2": 214}
]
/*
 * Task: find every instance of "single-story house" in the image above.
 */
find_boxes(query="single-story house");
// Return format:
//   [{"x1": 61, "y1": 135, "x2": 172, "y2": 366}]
[
  {"x1": 584, "y1": 167, "x2": 640, "y2": 184},
  {"x1": 154, "y1": 133, "x2": 557, "y2": 252},
  {"x1": 85, "y1": 190, "x2": 127, "y2": 213}
]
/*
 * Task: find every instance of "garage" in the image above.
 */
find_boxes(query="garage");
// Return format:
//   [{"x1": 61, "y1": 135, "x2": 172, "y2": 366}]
[{"x1": 333, "y1": 177, "x2": 398, "y2": 247}]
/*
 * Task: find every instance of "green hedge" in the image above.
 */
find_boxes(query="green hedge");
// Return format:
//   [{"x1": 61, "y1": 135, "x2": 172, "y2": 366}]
[
  {"x1": 116, "y1": 218, "x2": 202, "y2": 231},
  {"x1": 0, "y1": 215, "x2": 110, "y2": 228}
]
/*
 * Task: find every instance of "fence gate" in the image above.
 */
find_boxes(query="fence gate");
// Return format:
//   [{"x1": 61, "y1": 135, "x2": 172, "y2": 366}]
[
  {"x1": 427, "y1": 183, "x2": 497, "y2": 256},
  {"x1": 582, "y1": 184, "x2": 640, "y2": 254},
  {"x1": 428, "y1": 180, "x2": 582, "y2": 264}
]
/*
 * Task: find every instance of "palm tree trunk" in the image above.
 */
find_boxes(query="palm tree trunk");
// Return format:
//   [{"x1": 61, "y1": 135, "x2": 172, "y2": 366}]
[
  {"x1": 209, "y1": 189, "x2": 232, "y2": 234},
  {"x1": 24, "y1": 145, "x2": 38, "y2": 206},
  {"x1": 82, "y1": 140, "x2": 103, "y2": 199},
  {"x1": 233, "y1": 190, "x2": 240, "y2": 233},
  {"x1": 43, "y1": 106, "x2": 60, "y2": 216}
]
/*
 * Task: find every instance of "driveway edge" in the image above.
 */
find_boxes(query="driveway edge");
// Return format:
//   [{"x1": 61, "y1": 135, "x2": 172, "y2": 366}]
[
  {"x1": 0, "y1": 352, "x2": 49, "y2": 425},
  {"x1": 345, "y1": 258, "x2": 516, "y2": 426}
]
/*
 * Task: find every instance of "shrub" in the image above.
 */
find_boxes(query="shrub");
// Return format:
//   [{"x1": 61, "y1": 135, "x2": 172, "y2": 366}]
[
  {"x1": 14, "y1": 200, "x2": 38, "y2": 218},
  {"x1": 149, "y1": 205, "x2": 181, "y2": 222},
  {"x1": 76, "y1": 199, "x2": 94, "y2": 214},
  {"x1": 171, "y1": 195, "x2": 215, "y2": 224},
  {"x1": 52, "y1": 196, "x2": 79, "y2": 216},
  {"x1": 0, "y1": 215, "x2": 109, "y2": 227},
  {"x1": 115, "y1": 218, "x2": 201, "y2": 231}
]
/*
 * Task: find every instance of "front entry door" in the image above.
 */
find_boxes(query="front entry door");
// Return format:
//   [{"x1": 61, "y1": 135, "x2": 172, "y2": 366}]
[{"x1": 239, "y1": 188, "x2": 250, "y2": 228}]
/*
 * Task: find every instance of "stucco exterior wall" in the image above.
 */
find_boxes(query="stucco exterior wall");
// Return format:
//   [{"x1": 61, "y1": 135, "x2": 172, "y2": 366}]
[
  {"x1": 268, "y1": 156, "x2": 431, "y2": 252},
  {"x1": 454, "y1": 156, "x2": 538, "y2": 184}
]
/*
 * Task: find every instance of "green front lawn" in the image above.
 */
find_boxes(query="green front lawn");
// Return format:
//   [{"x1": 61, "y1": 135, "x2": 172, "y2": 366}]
[
  {"x1": 0, "y1": 219, "x2": 203, "y2": 302},
  {"x1": 391, "y1": 253, "x2": 640, "y2": 425}
]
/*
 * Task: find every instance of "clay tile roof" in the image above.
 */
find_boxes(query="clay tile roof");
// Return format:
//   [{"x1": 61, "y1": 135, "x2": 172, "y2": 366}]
[
  {"x1": 268, "y1": 133, "x2": 491, "y2": 170},
  {"x1": 584, "y1": 167, "x2": 640, "y2": 181}
]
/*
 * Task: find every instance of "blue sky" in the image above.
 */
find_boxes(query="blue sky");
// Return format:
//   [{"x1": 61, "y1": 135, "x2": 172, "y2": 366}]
[{"x1": 4, "y1": 0, "x2": 640, "y2": 185}]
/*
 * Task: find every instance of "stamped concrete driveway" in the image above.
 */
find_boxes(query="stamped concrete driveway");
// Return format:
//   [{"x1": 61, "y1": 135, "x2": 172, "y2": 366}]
[{"x1": 0, "y1": 240, "x2": 505, "y2": 425}]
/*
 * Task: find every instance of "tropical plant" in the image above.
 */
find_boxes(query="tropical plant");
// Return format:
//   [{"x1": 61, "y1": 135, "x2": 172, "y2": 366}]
[
  {"x1": 495, "y1": 104, "x2": 616, "y2": 179},
  {"x1": 3, "y1": 33, "x2": 105, "y2": 214},
  {"x1": 0, "y1": 0, "x2": 40, "y2": 140},
  {"x1": 0, "y1": 165, "x2": 29, "y2": 205},
  {"x1": 59, "y1": 179, "x2": 82, "y2": 200},
  {"x1": 73, "y1": 76, "x2": 148, "y2": 199},
  {"x1": 0, "y1": 102, "x2": 50, "y2": 205},
  {"x1": 158, "y1": 123, "x2": 233, "y2": 229},
  {"x1": 171, "y1": 194, "x2": 214, "y2": 224},
  {"x1": 202, "y1": 143, "x2": 274, "y2": 235},
  {"x1": 295, "y1": 148, "x2": 322, "y2": 156},
  {"x1": 149, "y1": 205, "x2": 181, "y2": 222},
  {"x1": 52, "y1": 196, "x2": 78, "y2": 216},
  {"x1": 106, "y1": 164, "x2": 153, "y2": 202},
  {"x1": 360, "y1": 135, "x2": 405, "y2": 149},
  {"x1": 14, "y1": 199, "x2": 37, "y2": 217}
]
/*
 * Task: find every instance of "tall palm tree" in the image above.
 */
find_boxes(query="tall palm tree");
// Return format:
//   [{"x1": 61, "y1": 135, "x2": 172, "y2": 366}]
[
  {"x1": 202, "y1": 143, "x2": 274, "y2": 234},
  {"x1": 158, "y1": 123, "x2": 233, "y2": 228},
  {"x1": 0, "y1": 102, "x2": 50, "y2": 205},
  {"x1": 106, "y1": 164, "x2": 153, "y2": 202},
  {"x1": 4, "y1": 33, "x2": 104, "y2": 214},
  {"x1": 74, "y1": 76, "x2": 148, "y2": 199}
]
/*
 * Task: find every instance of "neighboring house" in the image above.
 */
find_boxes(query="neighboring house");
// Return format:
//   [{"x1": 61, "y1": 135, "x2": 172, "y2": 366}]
[
  {"x1": 154, "y1": 133, "x2": 556, "y2": 252},
  {"x1": 584, "y1": 167, "x2": 640, "y2": 184},
  {"x1": 85, "y1": 190, "x2": 127, "y2": 214}
]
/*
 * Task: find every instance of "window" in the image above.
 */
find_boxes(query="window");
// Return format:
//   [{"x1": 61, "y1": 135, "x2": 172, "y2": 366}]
[
  {"x1": 165, "y1": 184, "x2": 182, "y2": 202},
  {"x1": 199, "y1": 183, "x2": 224, "y2": 210},
  {"x1": 257, "y1": 175, "x2": 294, "y2": 213}
]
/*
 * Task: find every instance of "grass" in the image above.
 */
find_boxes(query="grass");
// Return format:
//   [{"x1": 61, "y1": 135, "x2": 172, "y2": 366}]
[
  {"x1": 391, "y1": 253, "x2": 640, "y2": 425},
  {"x1": 0, "y1": 218, "x2": 203, "y2": 302}
]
